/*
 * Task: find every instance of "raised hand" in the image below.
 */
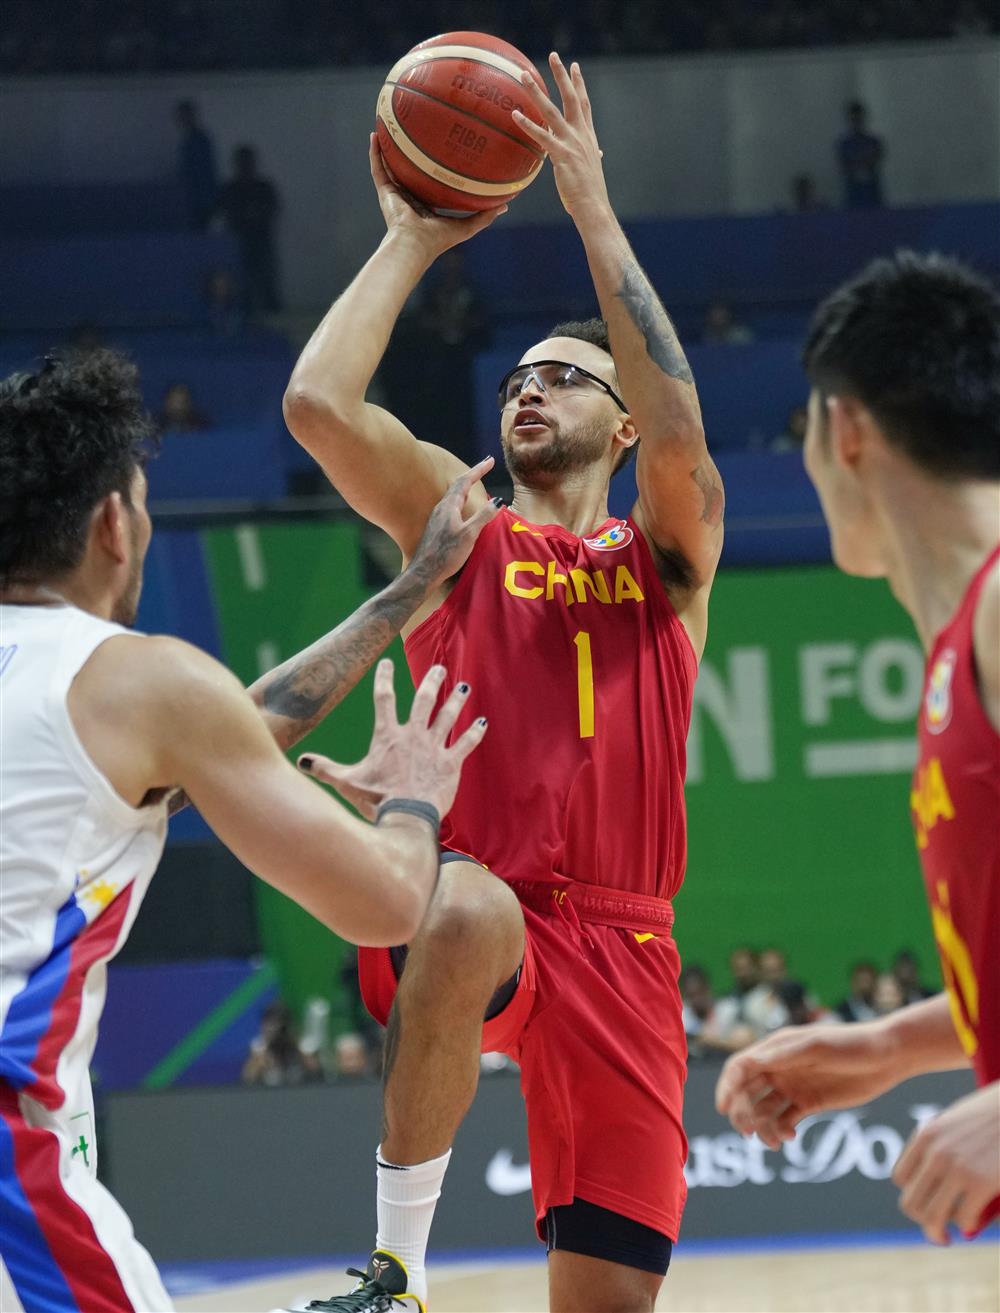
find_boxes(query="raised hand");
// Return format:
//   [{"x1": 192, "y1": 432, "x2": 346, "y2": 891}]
[
  {"x1": 407, "y1": 457, "x2": 500, "y2": 591},
  {"x1": 369, "y1": 134, "x2": 508, "y2": 258},
  {"x1": 298, "y1": 659, "x2": 486, "y2": 820},
  {"x1": 512, "y1": 53, "x2": 610, "y2": 223}
]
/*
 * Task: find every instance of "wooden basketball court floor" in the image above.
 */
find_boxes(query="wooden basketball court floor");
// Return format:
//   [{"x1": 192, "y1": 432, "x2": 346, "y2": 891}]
[{"x1": 172, "y1": 1238, "x2": 999, "y2": 1312}]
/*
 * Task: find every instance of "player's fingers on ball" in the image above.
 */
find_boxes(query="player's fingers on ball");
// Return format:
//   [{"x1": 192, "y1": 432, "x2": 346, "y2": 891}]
[
  {"x1": 429, "y1": 680, "x2": 471, "y2": 743},
  {"x1": 449, "y1": 715, "x2": 488, "y2": 761},
  {"x1": 511, "y1": 108, "x2": 551, "y2": 151},
  {"x1": 518, "y1": 70, "x2": 560, "y2": 123},
  {"x1": 470, "y1": 203, "x2": 509, "y2": 233},
  {"x1": 410, "y1": 663, "x2": 447, "y2": 726}
]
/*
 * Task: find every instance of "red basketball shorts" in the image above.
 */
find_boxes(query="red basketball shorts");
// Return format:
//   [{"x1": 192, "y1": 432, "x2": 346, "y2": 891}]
[{"x1": 358, "y1": 882, "x2": 689, "y2": 1242}]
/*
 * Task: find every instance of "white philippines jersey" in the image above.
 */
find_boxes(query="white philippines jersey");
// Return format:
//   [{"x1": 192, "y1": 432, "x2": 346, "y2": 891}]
[{"x1": 0, "y1": 602, "x2": 172, "y2": 1312}]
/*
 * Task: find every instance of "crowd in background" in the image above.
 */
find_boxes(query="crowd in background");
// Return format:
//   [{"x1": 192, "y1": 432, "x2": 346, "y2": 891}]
[
  {"x1": 241, "y1": 945, "x2": 938, "y2": 1086},
  {"x1": 681, "y1": 946, "x2": 936, "y2": 1060},
  {"x1": 2, "y1": 0, "x2": 995, "y2": 76}
]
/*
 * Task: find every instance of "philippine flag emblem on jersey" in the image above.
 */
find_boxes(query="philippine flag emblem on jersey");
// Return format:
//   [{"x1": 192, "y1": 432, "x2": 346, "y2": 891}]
[
  {"x1": 583, "y1": 522, "x2": 633, "y2": 551},
  {"x1": 925, "y1": 648, "x2": 956, "y2": 734}
]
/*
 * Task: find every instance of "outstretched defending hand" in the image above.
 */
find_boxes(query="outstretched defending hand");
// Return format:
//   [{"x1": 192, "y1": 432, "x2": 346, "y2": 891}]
[
  {"x1": 893, "y1": 1082, "x2": 1000, "y2": 1243},
  {"x1": 298, "y1": 659, "x2": 485, "y2": 821},
  {"x1": 512, "y1": 53, "x2": 611, "y2": 224},
  {"x1": 407, "y1": 456, "x2": 501, "y2": 591},
  {"x1": 369, "y1": 134, "x2": 507, "y2": 260},
  {"x1": 715, "y1": 1022, "x2": 899, "y2": 1150}
]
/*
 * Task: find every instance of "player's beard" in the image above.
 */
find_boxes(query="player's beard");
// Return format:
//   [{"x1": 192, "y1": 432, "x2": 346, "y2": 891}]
[{"x1": 501, "y1": 415, "x2": 611, "y2": 485}]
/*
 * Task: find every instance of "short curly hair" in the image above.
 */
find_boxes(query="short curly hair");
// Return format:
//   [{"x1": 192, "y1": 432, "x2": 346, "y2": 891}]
[{"x1": 0, "y1": 350, "x2": 156, "y2": 587}]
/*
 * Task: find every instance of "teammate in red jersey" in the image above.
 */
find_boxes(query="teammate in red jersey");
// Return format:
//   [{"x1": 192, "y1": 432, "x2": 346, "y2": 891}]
[
  {"x1": 283, "y1": 55, "x2": 722, "y2": 1313},
  {"x1": 717, "y1": 252, "x2": 1000, "y2": 1243}
]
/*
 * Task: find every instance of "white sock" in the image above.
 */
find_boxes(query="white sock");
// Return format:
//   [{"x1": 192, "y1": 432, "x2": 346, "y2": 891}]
[{"x1": 375, "y1": 1143, "x2": 451, "y2": 1307}]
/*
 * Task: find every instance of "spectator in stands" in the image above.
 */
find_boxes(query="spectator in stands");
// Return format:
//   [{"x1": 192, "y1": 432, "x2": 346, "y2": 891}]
[
  {"x1": 742, "y1": 946, "x2": 790, "y2": 1035},
  {"x1": 791, "y1": 173, "x2": 826, "y2": 212},
  {"x1": 778, "y1": 979, "x2": 841, "y2": 1026},
  {"x1": 681, "y1": 965, "x2": 756, "y2": 1058},
  {"x1": 158, "y1": 381, "x2": 212, "y2": 433},
  {"x1": 836, "y1": 100, "x2": 885, "y2": 208},
  {"x1": 892, "y1": 949, "x2": 935, "y2": 1004},
  {"x1": 174, "y1": 99, "x2": 218, "y2": 230},
  {"x1": 725, "y1": 945, "x2": 761, "y2": 1001},
  {"x1": 333, "y1": 1032, "x2": 372, "y2": 1079},
  {"x1": 873, "y1": 970, "x2": 906, "y2": 1015},
  {"x1": 242, "y1": 1001, "x2": 323, "y2": 1087},
  {"x1": 217, "y1": 144, "x2": 282, "y2": 316},
  {"x1": 203, "y1": 267, "x2": 246, "y2": 337},
  {"x1": 835, "y1": 960, "x2": 879, "y2": 1022},
  {"x1": 339, "y1": 947, "x2": 384, "y2": 1074},
  {"x1": 771, "y1": 404, "x2": 808, "y2": 451},
  {"x1": 702, "y1": 299, "x2": 754, "y2": 345}
]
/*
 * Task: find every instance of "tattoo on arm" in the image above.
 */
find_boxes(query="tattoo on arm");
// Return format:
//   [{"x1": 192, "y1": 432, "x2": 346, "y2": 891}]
[
  {"x1": 691, "y1": 463, "x2": 725, "y2": 529},
  {"x1": 616, "y1": 260, "x2": 694, "y2": 384},
  {"x1": 255, "y1": 574, "x2": 426, "y2": 752}
]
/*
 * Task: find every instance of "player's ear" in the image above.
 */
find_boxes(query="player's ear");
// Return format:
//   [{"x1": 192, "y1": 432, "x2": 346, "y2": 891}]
[
  {"x1": 93, "y1": 491, "x2": 131, "y2": 566},
  {"x1": 615, "y1": 414, "x2": 639, "y2": 449},
  {"x1": 826, "y1": 395, "x2": 865, "y2": 472}
]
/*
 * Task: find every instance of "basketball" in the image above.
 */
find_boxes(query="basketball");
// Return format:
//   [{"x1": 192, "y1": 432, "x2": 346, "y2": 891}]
[{"x1": 376, "y1": 31, "x2": 548, "y2": 214}]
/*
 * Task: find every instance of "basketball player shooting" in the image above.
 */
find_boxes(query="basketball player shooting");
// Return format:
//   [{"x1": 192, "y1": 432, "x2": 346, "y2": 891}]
[
  {"x1": 284, "y1": 54, "x2": 724, "y2": 1313},
  {"x1": 716, "y1": 253, "x2": 1000, "y2": 1244},
  {"x1": 0, "y1": 350, "x2": 499, "y2": 1313}
]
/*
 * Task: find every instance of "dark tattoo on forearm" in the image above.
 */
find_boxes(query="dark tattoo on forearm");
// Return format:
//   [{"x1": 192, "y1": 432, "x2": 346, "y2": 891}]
[
  {"x1": 257, "y1": 576, "x2": 425, "y2": 751},
  {"x1": 616, "y1": 261, "x2": 694, "y2": 384},
  {"x1": 691, "y1": 462, "x2": 725, "y2": 529}
]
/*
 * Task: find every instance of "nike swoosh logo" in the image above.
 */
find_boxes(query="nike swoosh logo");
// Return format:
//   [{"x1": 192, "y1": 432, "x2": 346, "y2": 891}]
[
  {"x1": 511, "y1": 520, "x2": 544, "y2": 536},
  {"x1": 485, "y1": 1149, "x2": 532, "y2": 1196}
]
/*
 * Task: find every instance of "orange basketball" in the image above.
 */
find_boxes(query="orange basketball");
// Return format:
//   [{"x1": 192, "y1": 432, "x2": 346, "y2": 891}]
[{"x1": 376, "y1": 31, "x2": 548, "y2": 214}]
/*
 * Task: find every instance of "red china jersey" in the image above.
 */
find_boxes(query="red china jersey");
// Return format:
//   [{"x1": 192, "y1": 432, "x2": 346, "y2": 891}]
[
  {"x1": 911, "y1": 544, "x2": 1000, "y2": 1090},
  {"x1": 405, "y1": 508, "x2": 698, "y2": 900}
]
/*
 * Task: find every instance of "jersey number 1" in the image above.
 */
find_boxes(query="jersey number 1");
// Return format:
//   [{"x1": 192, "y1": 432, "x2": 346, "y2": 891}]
[{"x1": 574, "y1": 631, "x2": 595, "y2": 739}]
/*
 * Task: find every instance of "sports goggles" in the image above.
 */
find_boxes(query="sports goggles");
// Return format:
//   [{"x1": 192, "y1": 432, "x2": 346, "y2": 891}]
[{"x1": 497, "y1": 360, "x2": 627, "y2": 412}]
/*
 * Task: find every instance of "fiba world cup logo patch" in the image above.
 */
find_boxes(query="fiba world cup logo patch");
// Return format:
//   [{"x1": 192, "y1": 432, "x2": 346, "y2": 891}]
[
  {"x1": 583, "y1": 522, "x2": 633, "y2": 552},
  {"x1": 925, "y1": 648, "x2": 956, "y2": 735}
]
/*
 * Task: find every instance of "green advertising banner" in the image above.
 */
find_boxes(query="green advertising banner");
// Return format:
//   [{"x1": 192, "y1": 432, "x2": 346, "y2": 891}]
[
  {"x1": 202, "y1": 520, "x2": 414, "y2": 1023},
  {"x1": 200, "y1": 524, "x2": 937, "y2": 1019},
  {"x1": 679, "y1": 564, "x2": 937, "y2": 1005}
]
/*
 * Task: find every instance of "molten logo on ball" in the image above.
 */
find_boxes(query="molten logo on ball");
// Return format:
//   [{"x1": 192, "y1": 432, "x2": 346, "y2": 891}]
[{"x1": 451, "y1": 73, "x2": 523, "y2": 114}]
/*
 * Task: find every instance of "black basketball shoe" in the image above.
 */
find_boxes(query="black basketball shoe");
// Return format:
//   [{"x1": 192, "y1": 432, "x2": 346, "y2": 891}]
[{"x1": 297, "y1": 1250, "x2": 426, "y2": 1312}]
